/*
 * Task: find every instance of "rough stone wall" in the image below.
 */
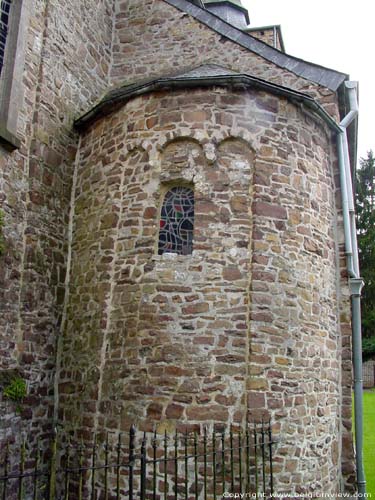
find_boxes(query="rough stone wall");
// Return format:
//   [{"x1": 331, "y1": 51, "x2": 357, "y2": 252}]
[
  {"x1": 0, "y1": 0, "x2": 113, "y2": 448},
  {"x1": 59, "y1": 85, "x2": 345, "y2": 492},
  {"x1": 0, "y1": 0, "x2": 355, "y2": 492},
  {"x1": 111, "y1": 0, "x2": 339, "y2": 120}
]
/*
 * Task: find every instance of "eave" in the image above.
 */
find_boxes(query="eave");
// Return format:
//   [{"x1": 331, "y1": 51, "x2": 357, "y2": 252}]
[{"x1": 74, "y1": 65, "x2": 342, "y2": 133}]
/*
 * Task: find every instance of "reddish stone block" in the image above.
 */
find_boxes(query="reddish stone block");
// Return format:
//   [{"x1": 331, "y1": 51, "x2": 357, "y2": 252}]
[
  {"x1": 166, "y1": 404, "x2": 184, "y2": 419},
  {"x1": 253, "y1": 201, "x2": 287, "y2": 220},
  {"x1": 182, "y1": 302, "x2": 209, "y2": 315}
]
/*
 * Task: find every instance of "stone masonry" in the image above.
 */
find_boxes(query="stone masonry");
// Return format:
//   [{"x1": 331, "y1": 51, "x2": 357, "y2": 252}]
[
  {"x1": 59, "y1": 84, "x2": 349, "y2": 493},
  {"x1": 0, "y1": 0, "x2": 356, "y2": 495}
]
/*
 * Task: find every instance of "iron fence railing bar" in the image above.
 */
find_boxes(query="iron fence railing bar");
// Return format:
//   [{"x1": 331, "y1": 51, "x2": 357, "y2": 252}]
[
  {"x1": 0, "y1": 438, "x2": 277, "y2": 481},
  {"x1": 174, "y1": 431, "x2": 178, "y2": 500},
  {"x1": 116, "y1": 432, "x2": 121, "y2": 499},
  {"x1": 163, "y1": 430, "x2": 168, "y2": 500},
  {"x1": 0, "y1": 422, "x2": 275, "y2": 498},
  {"x1": 104, "y1": 432, "x2": 109, "y2": 500}
]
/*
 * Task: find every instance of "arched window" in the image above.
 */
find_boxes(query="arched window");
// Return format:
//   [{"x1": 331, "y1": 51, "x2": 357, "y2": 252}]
[{"x1": 158, "y1": 187, "x2": 194, "y2": 255}]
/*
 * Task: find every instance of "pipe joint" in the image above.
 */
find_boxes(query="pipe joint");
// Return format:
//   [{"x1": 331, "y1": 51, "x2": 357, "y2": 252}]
[{"x1": 350, "y1": 277, "x2": 365, "y2": 297}]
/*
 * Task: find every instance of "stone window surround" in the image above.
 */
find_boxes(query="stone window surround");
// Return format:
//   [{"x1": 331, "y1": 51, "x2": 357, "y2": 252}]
[{"x1": 0, "y1": 0, "x2": 29, "y2": 151}]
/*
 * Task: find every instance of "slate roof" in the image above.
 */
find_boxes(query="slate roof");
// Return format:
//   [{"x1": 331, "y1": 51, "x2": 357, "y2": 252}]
[
  {"x1": 164, "y1": 0, "x2": 348, "y2": 91},
  {"x1": 75, "y1": 64, "x2": 342, "y2": 132}
]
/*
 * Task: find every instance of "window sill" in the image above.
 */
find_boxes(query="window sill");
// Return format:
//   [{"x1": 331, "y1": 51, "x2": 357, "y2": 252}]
[{"x1": 152, "y1": 251, "x2": 201, "y2": 262}]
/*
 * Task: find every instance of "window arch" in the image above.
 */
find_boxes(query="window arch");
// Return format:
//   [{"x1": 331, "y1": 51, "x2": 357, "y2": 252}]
[{"x1": 158, "y1": 186, "x2": 194, "y2": 255}]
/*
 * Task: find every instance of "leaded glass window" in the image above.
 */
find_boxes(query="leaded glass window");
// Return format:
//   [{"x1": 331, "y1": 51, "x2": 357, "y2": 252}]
[
  {"x1": 0, "y1": 0, "x2": 12, "y2": 77},
  {"x1": 158, "y1": 187, "x2": 194, "y2": 255}
]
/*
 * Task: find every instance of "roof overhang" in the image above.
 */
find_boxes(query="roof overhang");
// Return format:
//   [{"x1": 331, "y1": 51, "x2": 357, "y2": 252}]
[{"x1": 75, "y1": 65, "x2": 342, "y2": 134}]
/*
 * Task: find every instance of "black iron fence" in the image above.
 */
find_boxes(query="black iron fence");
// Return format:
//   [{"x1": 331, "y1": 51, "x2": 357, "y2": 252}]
[{"x1": 0, "y1": 421, "x2": 275, "y2": 499}]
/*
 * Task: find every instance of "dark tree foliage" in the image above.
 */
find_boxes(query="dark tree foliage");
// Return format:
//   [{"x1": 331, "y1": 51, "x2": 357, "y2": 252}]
[{"x1": 356, "y1": 150, "x2": 375, "y2": 355}]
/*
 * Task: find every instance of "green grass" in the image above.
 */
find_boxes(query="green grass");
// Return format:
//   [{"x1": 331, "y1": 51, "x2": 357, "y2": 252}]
[{"x1": 363, "y1": 389, "x2": 375, "y2": 494}]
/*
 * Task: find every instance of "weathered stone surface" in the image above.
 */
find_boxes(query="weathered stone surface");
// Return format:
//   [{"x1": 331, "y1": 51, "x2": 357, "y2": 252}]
[{"x1": 0, "y1": 0, "x2": 353, "y2": 494}]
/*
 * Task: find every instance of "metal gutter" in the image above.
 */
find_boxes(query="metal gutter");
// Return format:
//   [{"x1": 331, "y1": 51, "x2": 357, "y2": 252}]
[{"x1": 337, "y1": 81, "x2": 366, "y2": 494}]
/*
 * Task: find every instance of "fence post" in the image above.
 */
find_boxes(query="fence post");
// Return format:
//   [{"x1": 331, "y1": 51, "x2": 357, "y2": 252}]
[
  {"x1": 221, "y1": 431, "x2": 225, "y2": 495},
  {"x1": 129, "y1": 425, "x2": 135, "y2": 500},
  {"x1": 49, "y1": 429, "x2": 58, "y2": 500},
  {"x1": 140, "y1": 433, "x2": 147, "y2": 500},
  {"x1": 116, "y1": 433, "x2": 122, "y2": 499},
  {"x1": 174, "y1": 431, "x2": 178, "y2": 500},
  {"x1": 152, "y1": 430, "x2": 157, "y2": 500},
  {"x1": 91, "y1": 435, "x2": 97, "y2": 500},
  {"x1": 268, "y1": 420, "x2": 274, "y2": 495},
  {"x1": 261, "y1": 421, "x2": 266, "y2": 493},
  {"x1": 212, "y1": 431, "x2": 217, "y2": 500},
  {"x1": 104, "y1": 433, "x2": 109, "y2": 500}
]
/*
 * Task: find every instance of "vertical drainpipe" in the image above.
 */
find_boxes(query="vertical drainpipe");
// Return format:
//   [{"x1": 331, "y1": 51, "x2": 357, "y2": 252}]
[{"x1": 337, "y1": 81, "x2": 366, "y2": 494}]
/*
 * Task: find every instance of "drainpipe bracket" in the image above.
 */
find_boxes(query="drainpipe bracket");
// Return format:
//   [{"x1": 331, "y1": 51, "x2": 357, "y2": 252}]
[{"x1": 350, "y1": 277, "x2": 364, "y2": 297}]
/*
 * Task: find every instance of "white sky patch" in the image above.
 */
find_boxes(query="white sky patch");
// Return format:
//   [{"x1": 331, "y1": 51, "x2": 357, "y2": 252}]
[{"x1": 242, "y1": 0, "x2": 374, "y2": 160}]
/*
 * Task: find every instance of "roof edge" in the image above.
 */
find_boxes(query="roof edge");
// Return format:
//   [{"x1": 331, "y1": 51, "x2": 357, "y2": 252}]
[
  {"x1": 75, "y1": 69, "x2": 342, "y2": 134},
  {"x1": 163, "y1": 0, "x2": 348, "y2": 91}
]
